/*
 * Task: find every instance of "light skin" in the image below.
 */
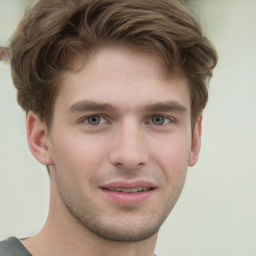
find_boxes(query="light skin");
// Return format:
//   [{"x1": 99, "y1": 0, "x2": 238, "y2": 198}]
[{"x1": 23, "y1": 46, "x2": 202, "y2": 256}]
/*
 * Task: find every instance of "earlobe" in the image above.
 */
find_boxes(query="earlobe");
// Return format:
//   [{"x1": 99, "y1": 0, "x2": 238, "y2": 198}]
[
  {"x1": 27, "y1": 111, "x2": 53, "y2": 166},
  {"x1": 189, "y1": 115, "x2": 202, "y2": 167}
]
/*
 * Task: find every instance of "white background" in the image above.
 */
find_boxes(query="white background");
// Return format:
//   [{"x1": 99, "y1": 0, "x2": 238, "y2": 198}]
[{"x1": 0, "y1": 0, "x2": 255, "y2": 255}]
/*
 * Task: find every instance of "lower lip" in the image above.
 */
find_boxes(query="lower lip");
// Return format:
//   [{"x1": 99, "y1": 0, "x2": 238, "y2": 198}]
[{"x1": 101, "y1": 189, "x2": 154, "y2": 205}]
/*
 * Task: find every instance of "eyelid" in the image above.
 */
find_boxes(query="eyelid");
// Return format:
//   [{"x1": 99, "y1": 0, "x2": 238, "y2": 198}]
[
  {"x1": 77, "y1": 113, "x2": 176, "y2": 126},
  {"x1": 78, "y1": 114, "x2": 108, "y2": 125},
  {"x1": 148, "y1": 114, "x2": 176, "y2": 125}
]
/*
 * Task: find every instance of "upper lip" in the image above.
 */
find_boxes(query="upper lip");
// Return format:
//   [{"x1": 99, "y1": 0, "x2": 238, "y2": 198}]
[{"x1": 100, "y1": 180, "x2": 157, "y2": 189}]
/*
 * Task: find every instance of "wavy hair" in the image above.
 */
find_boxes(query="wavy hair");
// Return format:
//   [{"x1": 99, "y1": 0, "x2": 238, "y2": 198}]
[{"x1": 10, "y1": 0, "x2": 217, "y2": 127}]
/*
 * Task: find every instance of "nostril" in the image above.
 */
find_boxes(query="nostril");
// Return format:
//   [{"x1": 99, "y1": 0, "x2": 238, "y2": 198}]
[{"x1": 115, "y1": 161, "x2": 145, "y2": 171}]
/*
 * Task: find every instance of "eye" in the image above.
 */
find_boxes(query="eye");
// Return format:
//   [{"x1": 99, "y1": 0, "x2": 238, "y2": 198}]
[
  {"x1": 151, "y1": 115, "x2": 171, "y2": 125},
  {"x1": 84, "y1": 115, "x2": 106, "y2": 125}
]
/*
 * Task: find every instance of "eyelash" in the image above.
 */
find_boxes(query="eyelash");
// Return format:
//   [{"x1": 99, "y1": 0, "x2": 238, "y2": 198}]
[
  {"x1": 148, "y1": 115, "x2": 174, "y2": 126},
  {"x1": 80, "y1": 115, "x2": 108, "y2": 126},
  {"x1": 79, "y1": 114, "x2": 175, "y2": 127}
]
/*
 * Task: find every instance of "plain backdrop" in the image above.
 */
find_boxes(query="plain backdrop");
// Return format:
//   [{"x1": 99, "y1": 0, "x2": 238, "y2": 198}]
[{"x1": 0, "y1": 0, "x2": 256, "y2": 255}]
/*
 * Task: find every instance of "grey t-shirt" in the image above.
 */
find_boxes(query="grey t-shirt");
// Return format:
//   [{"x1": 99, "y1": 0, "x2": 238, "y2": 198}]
[{"x1": 0, "y1": 237, "x2": 32, "y2": 256}]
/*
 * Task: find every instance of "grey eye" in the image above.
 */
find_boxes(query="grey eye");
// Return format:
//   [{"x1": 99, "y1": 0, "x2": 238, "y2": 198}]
[
  {"x1": 87, "y1": 115, "x2": 102, "y2": 125},
  {"x1": 151, "y1": 116, "x2": 166, "y2": 125}
]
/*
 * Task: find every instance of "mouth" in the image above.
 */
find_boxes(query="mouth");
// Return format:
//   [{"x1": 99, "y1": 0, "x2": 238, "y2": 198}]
[
  {"x1": 102, "y1": 187, "x2": 153, "y2": 193},
  {"x1": 100, "y1": 181, "x2": 156, "y2": 204}
]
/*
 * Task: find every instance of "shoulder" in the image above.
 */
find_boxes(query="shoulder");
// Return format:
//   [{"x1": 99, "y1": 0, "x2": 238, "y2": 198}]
[{"x1": 0, "y1": 237, "x2": 32, "y2": 256}]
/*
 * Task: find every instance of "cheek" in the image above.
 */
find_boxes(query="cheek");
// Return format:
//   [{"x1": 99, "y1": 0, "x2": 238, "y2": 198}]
[
  {"x1": 151, "y1": 133, "x2": 191, "y2": 168},
  {"x1": 50, "y1": 134, "x2": 110, "y2": 179},
  {"x1": 149, "y1": 132, "x2": 191, "y2": 189}
]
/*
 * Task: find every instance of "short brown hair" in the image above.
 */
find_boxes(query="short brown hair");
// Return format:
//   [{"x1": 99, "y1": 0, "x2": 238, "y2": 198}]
[{"x1": 10, "y1": 0, "x2": 217, "y2": 127}]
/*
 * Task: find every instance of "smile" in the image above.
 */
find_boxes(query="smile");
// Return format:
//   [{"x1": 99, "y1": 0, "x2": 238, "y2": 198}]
[{"x1": 103, "y1": 187, "x2": 152, "y2": 193}]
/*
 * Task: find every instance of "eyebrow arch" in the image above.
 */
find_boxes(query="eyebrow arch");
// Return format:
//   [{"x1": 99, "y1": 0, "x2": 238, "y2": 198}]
[
  {"x1": 68, "y1": 100, "x2": 118, "y2": 113},
  {"x1": 142, "y1": 100, "x2": 187, "y2": 113}
]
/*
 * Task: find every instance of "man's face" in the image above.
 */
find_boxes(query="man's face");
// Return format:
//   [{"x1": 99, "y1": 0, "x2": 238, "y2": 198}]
[{"x1": 43, "y1": 46, "x2": 201, "y2": 242}]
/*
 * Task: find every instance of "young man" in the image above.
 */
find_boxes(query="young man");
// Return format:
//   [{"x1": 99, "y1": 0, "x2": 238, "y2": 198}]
[{"x1": 0, "y1": 0, "x2": 217, "y2": 255}]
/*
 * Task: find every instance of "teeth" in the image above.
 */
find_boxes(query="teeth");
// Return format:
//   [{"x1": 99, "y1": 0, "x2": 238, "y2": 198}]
[
  {"x1": 122, "y1": 188, "x2": 131, "y2": 193},
  {"x1": 106, "y1": 187, "x2": 151, "y2": 193}
]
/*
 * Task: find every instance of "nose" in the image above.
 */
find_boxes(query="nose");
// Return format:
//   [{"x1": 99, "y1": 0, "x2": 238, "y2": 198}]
[{"x1": 109, "y1": 119, "x2": 149, "y2": 170}]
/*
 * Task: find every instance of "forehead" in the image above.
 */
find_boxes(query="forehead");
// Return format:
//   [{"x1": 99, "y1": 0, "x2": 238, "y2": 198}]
[{"x1": 55, "y1": 46, "x2": 190, "y2": 112}]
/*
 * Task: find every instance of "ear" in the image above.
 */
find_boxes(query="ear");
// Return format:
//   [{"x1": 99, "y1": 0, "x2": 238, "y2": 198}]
[
  {"x1": 189, "y1": 115, "x2": 202, "y2": 166},
  {"x1": 26, "y1": 111, "x2": 54, "y2": 166}
]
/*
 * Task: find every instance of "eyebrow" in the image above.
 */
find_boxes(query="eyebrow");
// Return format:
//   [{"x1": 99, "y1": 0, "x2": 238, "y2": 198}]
[
  {"x1": 142, "y1": 101, "x2": 187, "y2": 113},
  {"x1": 69, "y1": 100, "x2": 118, "y2": 113},
  {"x1": 68, "y1": 100, "x2": 187, "y2": 113}
]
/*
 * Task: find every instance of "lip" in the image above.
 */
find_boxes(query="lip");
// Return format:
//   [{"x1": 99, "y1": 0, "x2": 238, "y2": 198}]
[{"x1": 100, "y1": 180, "x2": 157, "y2": 205}]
